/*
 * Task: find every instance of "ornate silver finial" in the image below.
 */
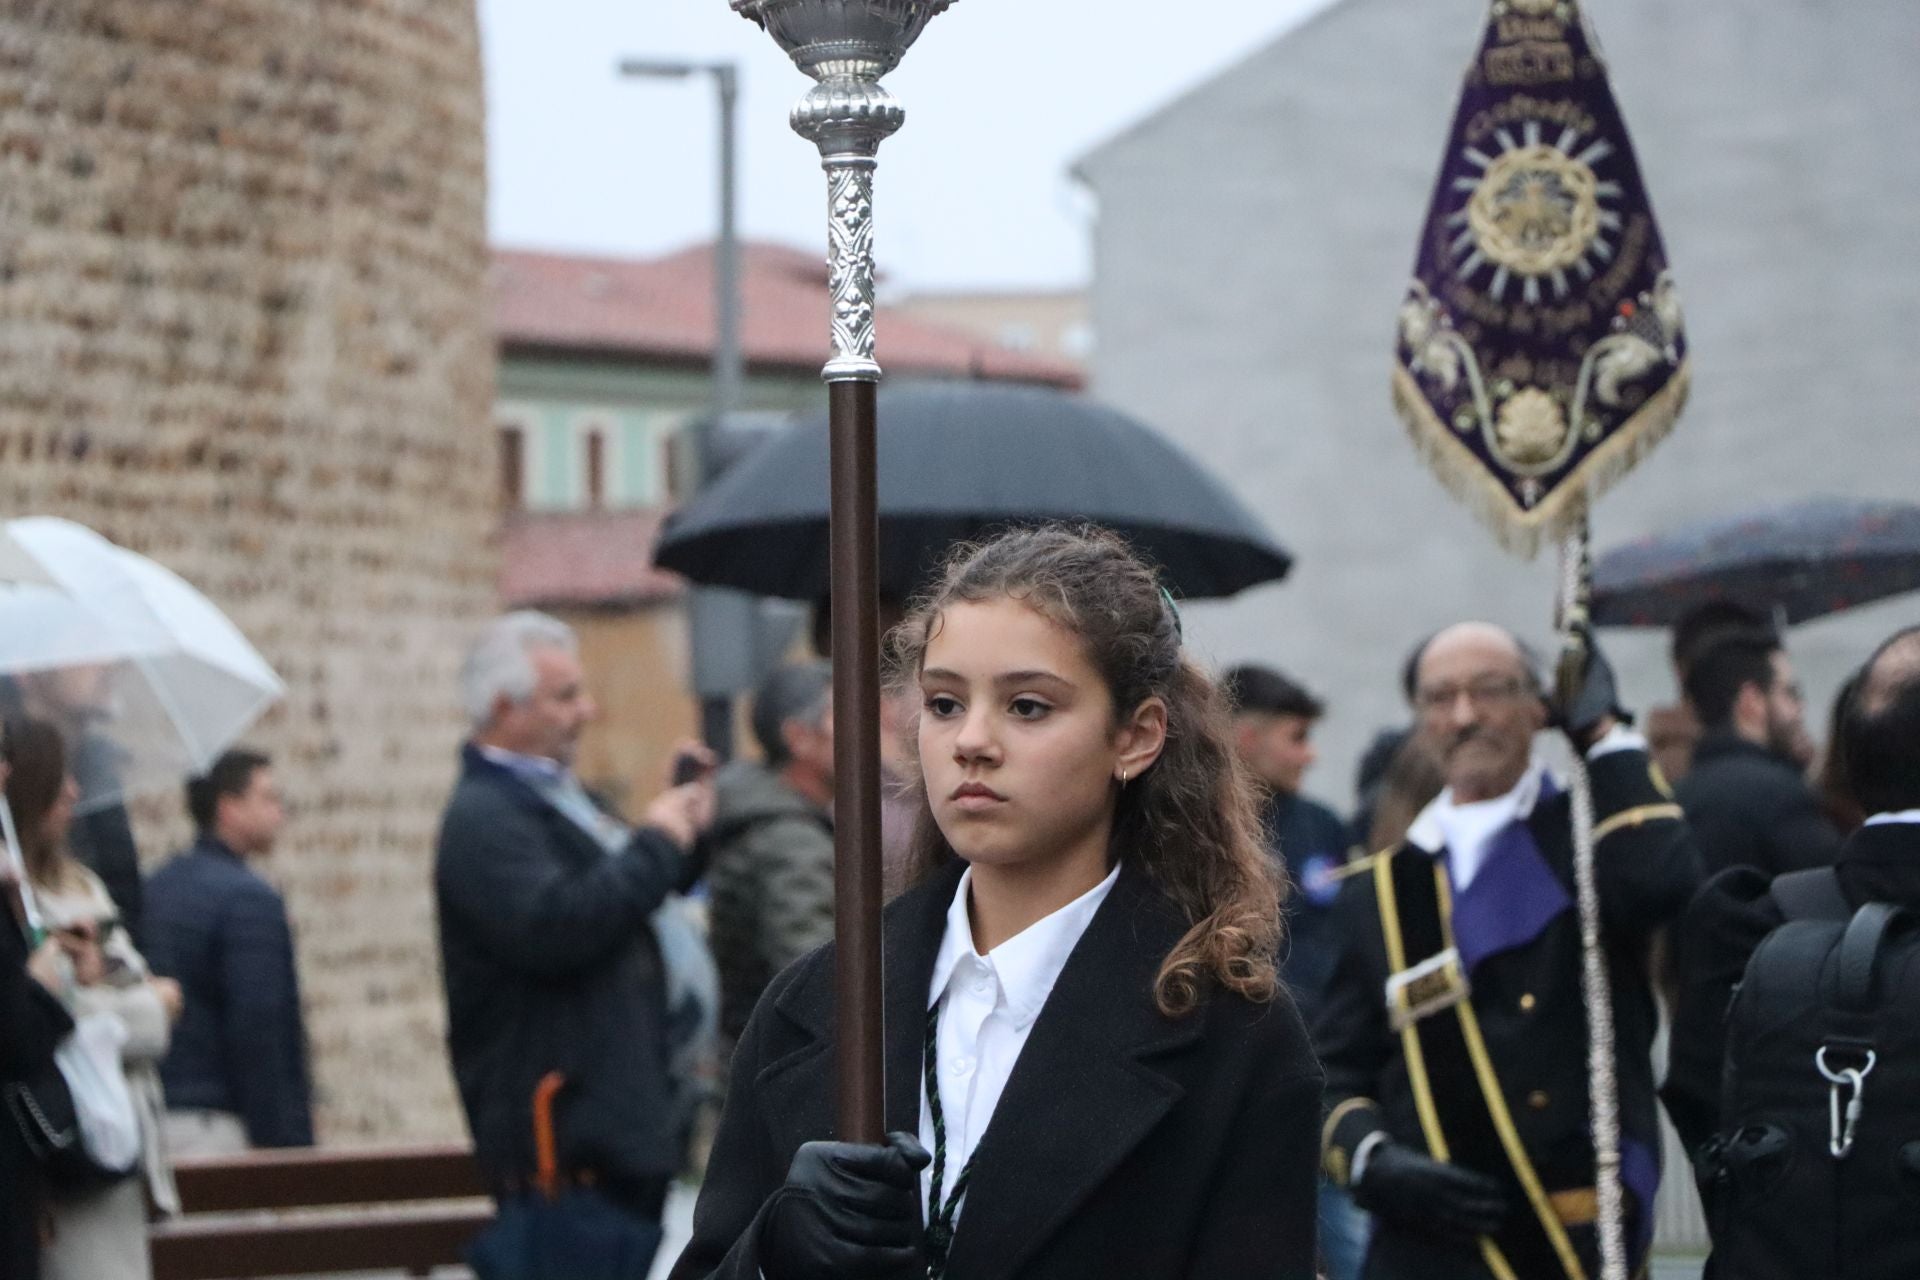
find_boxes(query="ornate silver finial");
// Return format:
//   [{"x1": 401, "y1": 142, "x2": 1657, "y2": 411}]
[
  {"x1": 731, "y1": 0, "x2": 953, "y2": 81},
  {"x1": 732, "y1": 0, "x2": 955, "y2": 380}
]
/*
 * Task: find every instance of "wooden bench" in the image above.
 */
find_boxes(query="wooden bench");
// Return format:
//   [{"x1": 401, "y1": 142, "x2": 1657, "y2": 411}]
[{"x1": 149, "y1": 1143, "x2": 493, "y2": 1280}]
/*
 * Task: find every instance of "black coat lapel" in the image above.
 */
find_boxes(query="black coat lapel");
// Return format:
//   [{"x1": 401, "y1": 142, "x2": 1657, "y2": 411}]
[{"x1": 941, "y1": 860, "x2": 1201, "y2": 1280}]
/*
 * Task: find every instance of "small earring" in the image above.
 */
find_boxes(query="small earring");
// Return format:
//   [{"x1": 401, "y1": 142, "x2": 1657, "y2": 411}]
[{"x1": 1118, "y1": 768, "x2": 1129, "y2": 786}]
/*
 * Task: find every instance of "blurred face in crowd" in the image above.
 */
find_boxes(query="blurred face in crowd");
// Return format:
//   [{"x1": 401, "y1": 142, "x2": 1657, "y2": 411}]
[
  {"x1": 1414, "y1": 623, "x2": 1546, "y2": 804},
  {"x1": 38, "y1": 774, "x2": 79, "y2": 849},
  {"x1": 217, "y1": 764, "x2": 286, "y2": 857},
  {"x1": 918, "y1": 598, "x2": 1163, "y2": 880},
  {"x1": 22, "y1": 664, "x2": 115, "y2": 724},
  {"x1": 489, "y1": 644, "x2": 596, "y2": 767},
  {"x1": 782, "y1": 700, "x2": 836, "y2": 796},
  {"x1": 1750, "y1": 650, "x2": 1809, "y2": 761},
  {"x1": 1235, "y1": 712, "x2": 1317, "y2": 796}
]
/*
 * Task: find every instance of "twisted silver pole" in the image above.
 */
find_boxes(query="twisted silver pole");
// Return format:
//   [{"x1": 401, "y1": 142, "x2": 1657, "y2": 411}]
[{"x1": 1557, "y1": 515, "x2": 1628, "y2": 1280}]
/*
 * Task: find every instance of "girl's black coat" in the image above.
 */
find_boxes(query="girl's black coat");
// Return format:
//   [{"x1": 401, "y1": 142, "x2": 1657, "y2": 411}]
[{"x1": 670, "y1": 857, "x2": 1324, "y2": 1280}]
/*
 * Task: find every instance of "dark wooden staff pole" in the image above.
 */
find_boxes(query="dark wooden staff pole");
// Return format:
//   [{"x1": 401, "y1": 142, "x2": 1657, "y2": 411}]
[
  {"x1": 733, "y1": 0, "x2": 954, "y2": 1145},
  {"x1": 828, "y1": 377, "x2": 885, "y2": 1140}
]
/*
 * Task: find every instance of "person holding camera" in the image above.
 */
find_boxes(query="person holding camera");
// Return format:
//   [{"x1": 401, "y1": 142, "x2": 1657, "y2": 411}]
[
  {"x1": 3, "y1": 716, "x2": 77, "y2": 1280},
  {"x1": 2, "y1": 908, "x2": 71, "y2": 1280},
  {"x1": 436, "y1": 611, "x2": 717, "y2": 1254},
  {"x1": 5, "y1": 717, "x2": 181, "y2": 1280}
]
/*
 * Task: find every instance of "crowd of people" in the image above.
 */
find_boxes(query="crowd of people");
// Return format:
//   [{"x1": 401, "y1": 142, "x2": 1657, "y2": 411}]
[
  {"x1": 428, "y1": 528, "x2": 1919, "y2": 1280},
  {"x1": 1, "y1": 715, "x2": 309, "y2": 1280},
  {"x1": 5, "y1": 522, "x2": 1916, "y2": 1280}
]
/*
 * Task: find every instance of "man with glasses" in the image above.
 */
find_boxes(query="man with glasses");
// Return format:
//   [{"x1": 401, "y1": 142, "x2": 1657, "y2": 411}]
[
  {"x1": 1315, "y1": 622, "x2": 1702, "y2": 1280},
  {"x1": 1674, "y1": 626, "x2": 1840, "y2": 878}
]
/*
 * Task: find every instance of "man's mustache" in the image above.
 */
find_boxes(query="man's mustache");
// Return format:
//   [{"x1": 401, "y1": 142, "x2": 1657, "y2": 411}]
[{"x1": 1445, "y1": 726, "x2": 1485, "y2": 754}]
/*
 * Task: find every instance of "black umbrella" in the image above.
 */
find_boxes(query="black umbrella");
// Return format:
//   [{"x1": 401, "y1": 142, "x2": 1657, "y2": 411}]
[
  {"x1": 655, "y1": 383, "x2": 1291, "y2": 601},
  {"x1": 1592, "y1": 497, "x2": 1920, "y2": 627}
]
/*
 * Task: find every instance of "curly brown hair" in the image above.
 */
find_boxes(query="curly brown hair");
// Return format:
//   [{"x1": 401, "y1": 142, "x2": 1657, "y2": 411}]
[{"x1": 886, "y1": 525, "x2": 1284, "y2": 1017}]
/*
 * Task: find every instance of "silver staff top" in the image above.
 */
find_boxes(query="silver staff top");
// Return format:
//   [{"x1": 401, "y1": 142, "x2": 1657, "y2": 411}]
[
  {"x1": 732, "y1": 0, "x2": 954, "y2": 82},
  {"x1": 732, "y1": 0, "x2": 957, "y2": 381}
]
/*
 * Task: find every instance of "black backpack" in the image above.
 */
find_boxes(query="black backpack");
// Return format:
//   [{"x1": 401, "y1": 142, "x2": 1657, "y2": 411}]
[{"x1": 1703, "y1": 869, "x2": 1920, "y2": 1280}]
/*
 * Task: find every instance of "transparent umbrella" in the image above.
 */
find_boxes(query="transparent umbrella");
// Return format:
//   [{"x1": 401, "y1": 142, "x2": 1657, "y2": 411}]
[{"x1": 0, "y1": 517, "x2": 285, "y2": 816}]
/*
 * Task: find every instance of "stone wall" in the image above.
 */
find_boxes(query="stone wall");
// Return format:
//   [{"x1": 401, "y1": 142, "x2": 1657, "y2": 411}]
[{"x1": 0, "y1": 0, "x2": 496, "y2": 1142}]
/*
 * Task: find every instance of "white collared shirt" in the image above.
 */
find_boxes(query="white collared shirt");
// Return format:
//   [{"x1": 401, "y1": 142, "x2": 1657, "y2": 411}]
[
  {"x1": 918, "y1": 861, "x2": 1120, "y2": 1229},
  {"x1": 1406, "y1": 763, "x2": 1547, "y2": 892},
  {"x1": 1401, "y1": 728, "x2": 1648, "y2": 892}
]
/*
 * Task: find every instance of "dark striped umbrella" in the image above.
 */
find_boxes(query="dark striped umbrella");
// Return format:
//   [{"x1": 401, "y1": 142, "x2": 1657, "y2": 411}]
[{"x1": 1592, "y1": 497, "x2": 1920, "y2": 627}]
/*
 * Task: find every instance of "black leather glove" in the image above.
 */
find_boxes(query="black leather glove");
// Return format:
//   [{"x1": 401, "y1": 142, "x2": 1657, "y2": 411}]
[
  {"x1": 1352, "y1": 1138, "x2": 1510, "y2": 1242},
  {"x1": 1549, "y1": 622, "x2": 1631, "y2": 752},
  {"x1": 760, "y1": 1131, "x2": 932, "y2": 1280}
]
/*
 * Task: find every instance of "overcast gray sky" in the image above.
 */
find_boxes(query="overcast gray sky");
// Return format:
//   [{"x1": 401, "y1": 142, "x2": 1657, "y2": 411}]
[{"x1": 480, "y1": 0, "x2": 1336, "y2": 292}]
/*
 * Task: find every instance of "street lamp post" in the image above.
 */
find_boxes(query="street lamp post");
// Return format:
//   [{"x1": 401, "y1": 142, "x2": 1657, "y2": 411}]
[
  {"x1": 618, "y1": 58, "x2": 744, "y2": 758},
  {"x1": 730, "y1": 0, "x2": 955, "y2": 1142}
]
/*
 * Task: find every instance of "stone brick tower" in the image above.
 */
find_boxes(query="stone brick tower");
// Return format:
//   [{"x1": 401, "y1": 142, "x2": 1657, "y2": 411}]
[{"x1": 0, "y1": 1, "x2": 496, "y2": 1140}]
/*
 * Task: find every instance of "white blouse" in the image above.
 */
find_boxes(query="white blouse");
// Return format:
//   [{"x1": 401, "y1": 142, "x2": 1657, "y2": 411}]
[{"x1": 917, "y1": 861, "x2": 1120, "y2": 1228}]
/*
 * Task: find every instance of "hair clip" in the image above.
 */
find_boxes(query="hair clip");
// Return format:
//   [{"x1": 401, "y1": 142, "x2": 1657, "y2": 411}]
[{"x1": 1160, "y1": 585, "x2": 1184, "y2": 643}]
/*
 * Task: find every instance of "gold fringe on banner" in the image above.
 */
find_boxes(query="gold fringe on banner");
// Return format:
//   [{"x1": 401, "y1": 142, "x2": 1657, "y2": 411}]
[{"x1": 1391, "y1": 361, "x2": 1691, "y2": 560}]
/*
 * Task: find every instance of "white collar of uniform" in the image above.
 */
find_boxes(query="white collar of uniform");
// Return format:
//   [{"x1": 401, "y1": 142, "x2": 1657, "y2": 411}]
[
  {"x1": 1863, "y1": 809, "x2": 1920, "y2": 827},
  {"x1": 1405, "y1": 760, "x2": 1548, "y2": 856},
  {"x1": 927, "y1": 860, "x2": 1122, "y2": 1031}
]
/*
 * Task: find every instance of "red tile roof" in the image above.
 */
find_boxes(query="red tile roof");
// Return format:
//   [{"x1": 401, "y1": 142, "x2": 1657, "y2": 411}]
[
  {"x1": 493, "y1": 244, "x2": 1084, "y2": 389},
  {"x1": 498, "y1": 508, "x2": 685, "y2": 610}
]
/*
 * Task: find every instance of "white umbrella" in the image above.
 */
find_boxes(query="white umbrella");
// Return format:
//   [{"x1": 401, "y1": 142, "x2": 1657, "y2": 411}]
[{"x1": 0, "y1": 517, "x2": 285, "y2": 815}]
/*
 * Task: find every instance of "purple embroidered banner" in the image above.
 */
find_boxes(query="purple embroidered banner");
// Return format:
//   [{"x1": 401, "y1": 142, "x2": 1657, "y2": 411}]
[{"x1": 1394, "y1": 1, "x2": 1688, "y2": 556}]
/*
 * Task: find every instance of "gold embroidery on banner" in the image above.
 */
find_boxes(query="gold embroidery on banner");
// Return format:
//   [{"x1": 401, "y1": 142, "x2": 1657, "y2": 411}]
[
  {"x1": 1435, "y1": 866, "x2": 1590, "y2": 1280},
  {"x1": 1469, "y1": 146, "x2": 1601, "y2": 277},
  {"x1": 1495, "y1": 387, "x2": 1572, "y2": 467},
  {"x1": 1486, "y1": 40, "x2": 1576, "y2": 86}
]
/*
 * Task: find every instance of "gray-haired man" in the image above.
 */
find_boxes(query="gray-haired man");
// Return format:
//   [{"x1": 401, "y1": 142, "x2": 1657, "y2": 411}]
[
  {"x1": 706, "y1": 660, "x2": 836, "y2": 1048},
  {"x1": 435, "y1": 611, "x2": 715, "y2": 1240}
]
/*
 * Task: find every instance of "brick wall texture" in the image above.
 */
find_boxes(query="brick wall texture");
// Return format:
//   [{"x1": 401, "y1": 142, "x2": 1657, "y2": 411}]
[{"x1": 0, "y1": 0, "x2": 497, "y2": 1142}]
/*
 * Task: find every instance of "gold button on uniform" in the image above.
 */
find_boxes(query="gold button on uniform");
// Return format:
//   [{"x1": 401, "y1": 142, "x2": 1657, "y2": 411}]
[
  {"x1": 1528, "y1": 1090, "x2": 1551, "y2": 1111},
  {"x1": 1519, "y1": 993, "x2": 1537, "y2": 1012}
]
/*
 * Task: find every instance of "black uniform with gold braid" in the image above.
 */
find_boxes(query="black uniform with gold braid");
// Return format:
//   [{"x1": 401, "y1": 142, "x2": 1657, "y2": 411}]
[{"x1": 1315, "y1": 747, "x2": 1700, "y2": 1280}]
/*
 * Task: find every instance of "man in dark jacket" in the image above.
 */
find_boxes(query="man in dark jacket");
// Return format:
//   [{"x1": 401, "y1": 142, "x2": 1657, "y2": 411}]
[
  {"x1": 708, "y1": 661, "x2": 835, "y2": 1045},
  {"x1": 1675, "y1": 626, "x2": 1840, "y2": 877},
  {"x1": 145, "y1": 747, "x2": 312, "y2": 1151},
  {"x1": 1665, "y1": 625, "x2": 1920, "y2": 1161},
  {"x1": 436, "y1": 611, "x2": 715, "y2": 1232},
  {"x1": 1223, "y1": 662, "x2": 1367, "y2": 1279},
  {"x1": 1316, "y1": 623, "x2": 1702, "y2": 1280},
  {"x1": 1222, "y1": 664, "x2": 1354, "y2": 1026}
]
